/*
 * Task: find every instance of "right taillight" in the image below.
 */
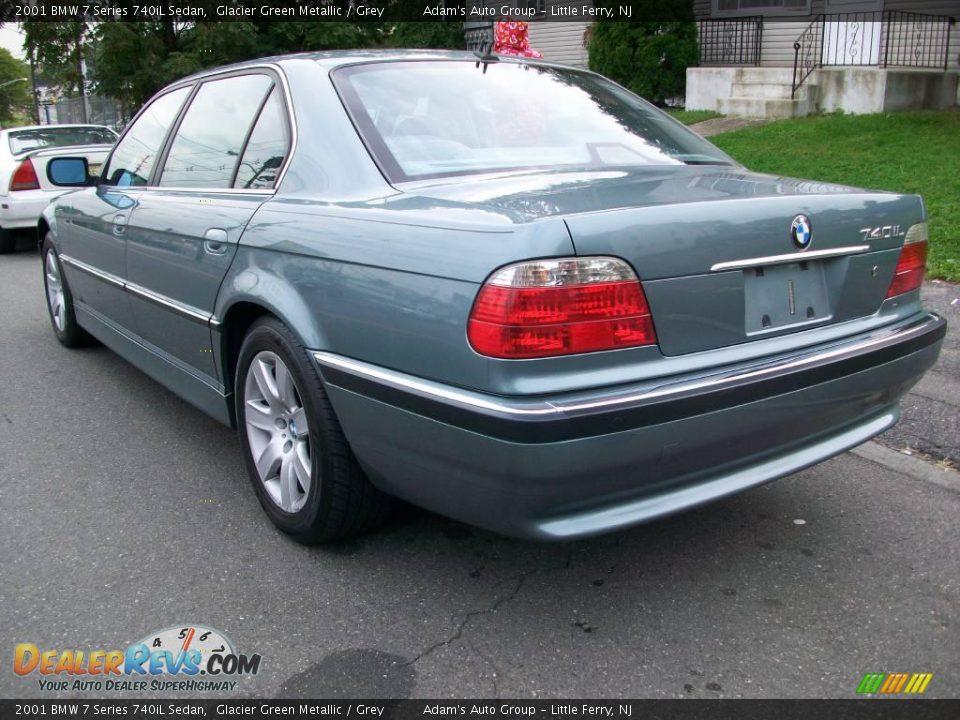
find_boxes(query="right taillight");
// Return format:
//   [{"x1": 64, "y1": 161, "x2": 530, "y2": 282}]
[
  {"x1": 467, "y1": 257, "x2": 657, "y2": 359},
  {"x1": 886, "y1": 222, "x2": 928, "y2": 298},
  {"x1": 9, "y1": 158, "x2": 40, "y2": 191}
]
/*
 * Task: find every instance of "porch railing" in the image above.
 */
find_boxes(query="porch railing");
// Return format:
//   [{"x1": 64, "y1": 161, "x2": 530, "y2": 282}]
[
  {"x1": 698, "y1": 17, "x2": 763, "y2": 67},
  {"x1": 792, "y1": 11, "x2": 956, "y2": 99},
  {"x1": 883, "y1": 10, "x2": 955, "y2": 69}
]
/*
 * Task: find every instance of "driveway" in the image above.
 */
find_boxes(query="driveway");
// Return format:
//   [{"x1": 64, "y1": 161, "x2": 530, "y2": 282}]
[{"x1": 1, "y1": 249, "x2": 957, "y2": 699}]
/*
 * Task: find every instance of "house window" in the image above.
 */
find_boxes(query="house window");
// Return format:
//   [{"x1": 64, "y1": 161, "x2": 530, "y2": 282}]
[
  {"x1": 527, "y1": 0, "x2": 547, "y2": 15},
  {"x1": 714, "y1": 0, "x2": 811, "y2": 16},
  {"x1": 496, "y1": 0, "x2": 547, "y2": 15}
]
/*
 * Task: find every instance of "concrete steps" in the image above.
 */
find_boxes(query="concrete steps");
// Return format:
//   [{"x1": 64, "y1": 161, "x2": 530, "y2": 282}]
[{"x1": 719, "y1": 78, "x2": 819, "y2": 119}]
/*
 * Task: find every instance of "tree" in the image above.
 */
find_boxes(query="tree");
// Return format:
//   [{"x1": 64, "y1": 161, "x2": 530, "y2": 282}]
[
  {"x1": 0, "y1": 48, "x2": 32, "y2": 126},
  {"x1": 389, "y1": 22, "x2": 464, "y2": 50},
  {"x1": 23, "y1": 20, "x2": 90, "y2": 118},
  {"x1": 90, "y1": 20, "x2": 384, "y2": 114},
  {"x1": 587, "y1": 3, "x2": 699, "y2": 107}
]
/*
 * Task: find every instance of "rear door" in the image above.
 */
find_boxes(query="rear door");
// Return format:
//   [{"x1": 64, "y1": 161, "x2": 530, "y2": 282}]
[{"x1": 123, "y1": 71, "x2": 292, "y2": 382}]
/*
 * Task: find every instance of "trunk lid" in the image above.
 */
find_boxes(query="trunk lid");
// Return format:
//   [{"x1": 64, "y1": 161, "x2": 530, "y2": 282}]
[
  {"x1": 562, "y1": 174, "x2": 923, "y2": 355},
  {"x1": 20, "y1": 144, "x2": 113, "y2": 192},
  {"x1": 405, "y1": 166, "x2": 924, "y2": 355}
]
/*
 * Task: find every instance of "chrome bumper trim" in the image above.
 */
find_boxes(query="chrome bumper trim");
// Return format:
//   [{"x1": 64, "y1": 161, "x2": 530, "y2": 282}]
[{"x1": 314, "y1": 312, "x2": 945, "y2": 424}]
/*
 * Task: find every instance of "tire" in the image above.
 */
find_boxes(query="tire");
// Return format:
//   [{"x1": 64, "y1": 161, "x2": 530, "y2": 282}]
[
  {"x1": 42, "y1": 235, "x2": 93, "y2": 348},
  {"x1": 236, "y1": 317, "x2": 390, "y2": 543},
  {"x1": 0, "y1": 228, "x2": 16, "y2": 254}
]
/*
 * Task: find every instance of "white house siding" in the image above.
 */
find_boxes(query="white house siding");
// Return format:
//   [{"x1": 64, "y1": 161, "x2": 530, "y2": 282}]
[
  {"x1": 528, "y1": 20, "x2": 590, "y2": 68},
  {"x1": 759, "y1": 21, "x2": 811, "y2": 66}
]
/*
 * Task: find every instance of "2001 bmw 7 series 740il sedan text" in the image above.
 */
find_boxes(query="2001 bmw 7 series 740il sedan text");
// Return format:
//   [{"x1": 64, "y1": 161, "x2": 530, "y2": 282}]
[{"x1": 38, "y1": 51, "x2": 945, "y2": 542}]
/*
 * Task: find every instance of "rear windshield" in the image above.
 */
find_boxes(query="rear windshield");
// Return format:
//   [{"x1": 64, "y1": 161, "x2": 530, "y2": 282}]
[
  {"x1": 333, "y1": 60, "x2": 733, "y2": 182},
  {"x1": 8, "y1": 126, "x2": 118, "y2": 155}
]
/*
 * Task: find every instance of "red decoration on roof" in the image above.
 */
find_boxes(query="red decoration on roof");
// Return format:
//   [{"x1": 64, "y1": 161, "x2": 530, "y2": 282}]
[{"x1": 493, "y1": 21, "x2": 544, "y2": 59}]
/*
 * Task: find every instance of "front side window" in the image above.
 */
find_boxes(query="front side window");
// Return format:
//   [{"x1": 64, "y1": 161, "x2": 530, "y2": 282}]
[
  {"x1": 159, "y1": 74, "x2": 273, "y2": 189},
  {"x1": 233, "y1": 88, "x2": 289, "y2": 190},
  {"x1": 103, "y1": 86, "x2": 191, "y2": 187},
  {"x1": 333, "y1": 61, "x2": 733, "y2": 183},
  {"x1": 8, "y1": 126, "x2": 117, "y2": 155}
]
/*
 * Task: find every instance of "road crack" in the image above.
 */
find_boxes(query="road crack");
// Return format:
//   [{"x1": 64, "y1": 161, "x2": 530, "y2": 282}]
[{"x1": 406, "y1": 571, "x2": 532, "y2": 667}]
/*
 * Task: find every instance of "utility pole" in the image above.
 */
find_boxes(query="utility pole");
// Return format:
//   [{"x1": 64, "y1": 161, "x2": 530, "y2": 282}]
[
  {"x1": 28, "y1": 42, "x2": 40, "y2": 124},
  {"x1": 76, "y1": 24, "x2": 88, "y2": 123}
]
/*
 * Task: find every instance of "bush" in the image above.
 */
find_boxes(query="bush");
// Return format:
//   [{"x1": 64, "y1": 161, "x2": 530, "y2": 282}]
[{"x1": 587, "y1": 7, "x2": 698, "y2": 106}]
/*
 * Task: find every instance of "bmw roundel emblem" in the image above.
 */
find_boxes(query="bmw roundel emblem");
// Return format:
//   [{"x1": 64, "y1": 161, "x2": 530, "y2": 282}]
[{"x1": 791, "y1": 214, "x2": 812, "y2": 249}]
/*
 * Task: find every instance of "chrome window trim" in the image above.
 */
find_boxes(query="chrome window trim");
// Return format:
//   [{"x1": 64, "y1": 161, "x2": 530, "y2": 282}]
[
  {"x1": 710, "y1": 245, "x2": 870, "y2": 272},
  {"x1": 60, "y1": 253, "x2": 212, "y2": 326},
  {"x1": 126, "y1": 187, "x2": 275, "y2": 197},
  {"x1": 313, "y1": 312, "x2": 942, "y2": 419}
]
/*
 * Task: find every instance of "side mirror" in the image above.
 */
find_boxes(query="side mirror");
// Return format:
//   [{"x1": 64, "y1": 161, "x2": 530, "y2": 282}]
[{"x1": 47, "y1": 157, "x2": 93, "y2": 187}]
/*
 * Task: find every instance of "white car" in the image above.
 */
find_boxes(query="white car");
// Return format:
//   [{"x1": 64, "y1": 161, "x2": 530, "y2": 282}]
[{"x1": 0, "y1": 124, "x2": 118, "y2": 253}]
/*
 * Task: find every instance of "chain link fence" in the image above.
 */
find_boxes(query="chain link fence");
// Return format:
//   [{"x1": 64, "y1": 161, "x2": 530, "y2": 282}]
[{"x1": 40, "y1": 95, "x2": 126, "y2": 131}]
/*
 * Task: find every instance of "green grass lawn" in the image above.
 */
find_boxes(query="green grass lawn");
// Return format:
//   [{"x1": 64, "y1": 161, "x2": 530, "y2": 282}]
[
  {"x1": 665, "y1": 109, "x2": 723, "y2": 125},
  {"x1": 711, "y1": 110, "x2": 960, "y2": 282}
]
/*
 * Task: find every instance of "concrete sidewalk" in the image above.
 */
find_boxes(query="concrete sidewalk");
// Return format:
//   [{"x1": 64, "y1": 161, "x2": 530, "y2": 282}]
[{"x1": 877, "y1": 280, "x2": 960, "y2": 467}]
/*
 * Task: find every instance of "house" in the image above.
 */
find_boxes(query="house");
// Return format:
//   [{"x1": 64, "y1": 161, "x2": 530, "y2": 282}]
[
  {"x1": 464, "y1": 1, "x2": 958, "y2": 118},
  {"x1": 688, "y1": 0, "x2": 959, "y2": 117}
]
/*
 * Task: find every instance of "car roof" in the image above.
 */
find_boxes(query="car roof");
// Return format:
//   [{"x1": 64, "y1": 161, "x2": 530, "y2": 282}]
[{"x1": 174, "y1": 49, "x2": 577, "y2": 83}]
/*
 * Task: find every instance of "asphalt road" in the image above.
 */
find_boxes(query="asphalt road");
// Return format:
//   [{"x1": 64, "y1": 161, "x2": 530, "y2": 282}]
[
  {"x1": 877, "y1": 280, "x2": 960, "y2": 466},
  {"x1": 1, "y1": 247, "x2": 958, "y2": 699}
]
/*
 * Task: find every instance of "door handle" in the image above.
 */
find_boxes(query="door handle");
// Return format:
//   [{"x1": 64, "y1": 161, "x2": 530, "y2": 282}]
[
  {"x1": 203, "y1": 228, "x2": 228, "y2": 255},
  {"x1": 112, "y1": 213, "x2": 126, "y2": 236}
]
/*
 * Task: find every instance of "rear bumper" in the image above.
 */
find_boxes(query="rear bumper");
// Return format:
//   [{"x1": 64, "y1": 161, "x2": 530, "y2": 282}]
[
  {"x1": 315, "y1": 312, "x2": 945, "y2": 540},
  {"x1": 0, "y1": 190, "x2": 63, "y2": 230}
]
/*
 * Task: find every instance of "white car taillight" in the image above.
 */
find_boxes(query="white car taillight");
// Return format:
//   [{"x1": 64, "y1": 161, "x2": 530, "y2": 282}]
[
  {"x1": 886, "y1": 222, "x2": 928, "y2": 298},
  {"x1": 10, "y1": 159, "x2": 40, "y2": 191},
  {"x1": 467, "y1": 257, "x2": 657, "y2": 359}
]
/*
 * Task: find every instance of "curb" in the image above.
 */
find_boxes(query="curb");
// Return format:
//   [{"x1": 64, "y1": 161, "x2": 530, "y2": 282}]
[{"x1": 851, "y1": 441, "x2": 960, "y2": 493}]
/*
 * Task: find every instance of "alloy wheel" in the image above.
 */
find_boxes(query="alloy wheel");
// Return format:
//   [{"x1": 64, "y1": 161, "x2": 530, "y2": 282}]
[
  {"x1": 243, "y1": 351, "x2": 313, "y2": 513},
  {"x1": 45, "y1": 250, "x2": 66, "y2": 333}
]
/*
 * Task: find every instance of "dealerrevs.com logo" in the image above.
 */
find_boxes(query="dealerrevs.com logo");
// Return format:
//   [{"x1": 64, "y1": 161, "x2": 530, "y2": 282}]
[{"x1": 14, "y1": 625, "x2": 262, "y2": 693}]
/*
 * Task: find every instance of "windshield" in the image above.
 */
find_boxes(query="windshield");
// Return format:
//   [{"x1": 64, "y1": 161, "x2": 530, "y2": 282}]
[
  {"x1": 8, "y1": 126, "x2": 118, "y2": 155},
  {"x1": 333, "y1": 60, "x2": 733, "y2": 182}
]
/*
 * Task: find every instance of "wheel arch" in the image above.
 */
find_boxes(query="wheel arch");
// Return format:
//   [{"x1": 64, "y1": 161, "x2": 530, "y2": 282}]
[
  {"x1": 37, "y1": 217, "x2": 51, "y2": 250},
  {"x1": 216, "y1": 289, "x2": 331, "y2": 425}
]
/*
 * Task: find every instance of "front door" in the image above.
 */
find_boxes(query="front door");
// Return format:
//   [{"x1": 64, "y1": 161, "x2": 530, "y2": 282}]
[
  {"x1": 61, "y1": 85, "x2": 193, "y2": 332},
  {"x1": 123, "y1": 72, "x2": 291, "y2": 384},
  {"x1": 823, "y1": 0, "x2": 883, "y2": 65}
]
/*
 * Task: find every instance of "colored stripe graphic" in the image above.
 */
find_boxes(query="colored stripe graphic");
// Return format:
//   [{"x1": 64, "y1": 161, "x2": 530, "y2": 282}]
[
  {"x1": 857, "y1": 673, "x2": 886, "y2": 694},
  {"x1": 857, "y1": 672, "x2": 932, "y2": 694}
]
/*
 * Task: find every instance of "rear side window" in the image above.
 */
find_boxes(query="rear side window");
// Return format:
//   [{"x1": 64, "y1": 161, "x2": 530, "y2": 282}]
[
  {"x1": 103, "y1": 86, "x2": 190, "y2": 187},
  {"x1": 233, "y1": 88, "x2": 289, "y2": 190},
  {"x1": 159, "y1": 74, "x2": 273, "y2": 189},
  {"x1": 8, "y1": 126, "x2": 117, "y2": 155}
]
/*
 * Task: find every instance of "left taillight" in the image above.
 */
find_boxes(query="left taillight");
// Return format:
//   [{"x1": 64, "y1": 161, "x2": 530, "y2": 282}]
[
  {"x1": 886, "y1": 222, "x2": 928, "y2": 299},
  {"x1": 10, "y1": 159, "x2": 40, "y2": 191},
  {"x1": 467, "y1": 256, "x2": 657, "y2": 359}
]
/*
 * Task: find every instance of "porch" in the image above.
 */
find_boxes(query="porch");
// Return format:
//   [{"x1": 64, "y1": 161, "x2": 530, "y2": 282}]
[{"x1": 687, "y1": 10, "x2": 958, "y2": 117}]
